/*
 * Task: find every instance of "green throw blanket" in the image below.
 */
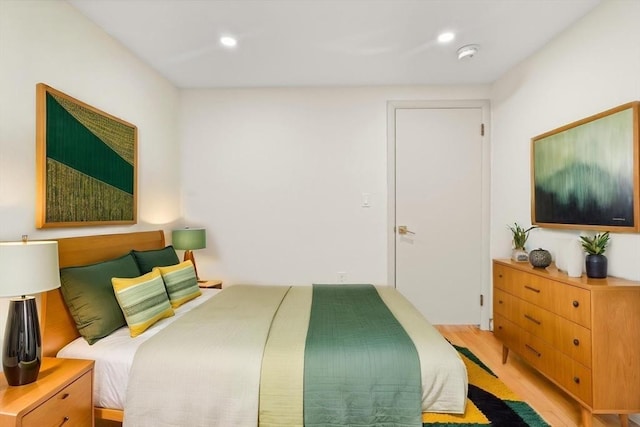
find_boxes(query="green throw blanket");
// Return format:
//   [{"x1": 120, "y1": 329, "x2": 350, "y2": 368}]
[{"x1": 303, "y1": 284, "x2": 423, "y2": 426}]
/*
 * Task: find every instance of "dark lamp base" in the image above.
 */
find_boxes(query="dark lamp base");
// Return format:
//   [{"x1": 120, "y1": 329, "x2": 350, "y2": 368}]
[{"x1": 2, "y1": 297, "x2": 42, "y2": 386}]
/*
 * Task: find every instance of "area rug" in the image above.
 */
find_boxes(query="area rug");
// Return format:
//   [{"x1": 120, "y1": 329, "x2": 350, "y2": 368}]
[{"x1": 422, "y1": 345, "x2": 549, "y2": 426}]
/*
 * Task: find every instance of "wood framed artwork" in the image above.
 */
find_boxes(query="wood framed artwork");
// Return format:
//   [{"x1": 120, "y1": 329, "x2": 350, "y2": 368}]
[
  {"x1": 36, "y1": 83, "x2": 137, "y2": 228},
  {"x1": 531, "y1": 101, "x2": 639, "y2": 232}
]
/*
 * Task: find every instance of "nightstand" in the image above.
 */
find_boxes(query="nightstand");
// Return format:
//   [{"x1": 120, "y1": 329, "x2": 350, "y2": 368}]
[
  {"x1": 0, "y1": 357, "x2": 94, "y2": 427},
  {"x1": 198, "y1": 279, "x2": 223, "y2": 289}
]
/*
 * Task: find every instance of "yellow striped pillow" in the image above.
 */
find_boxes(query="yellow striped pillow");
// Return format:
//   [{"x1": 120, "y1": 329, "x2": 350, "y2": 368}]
[
  {"x1": 112, "y1": 270, "x2": 174, "y2": 337},
  {"x1": 155, "y1": 261, "x2": 202, "y2": 308}
]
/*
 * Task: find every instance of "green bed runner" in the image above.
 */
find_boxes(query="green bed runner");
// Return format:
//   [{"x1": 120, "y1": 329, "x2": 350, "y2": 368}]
[{"x1": 304, "y1": 284, "x2": 422, "y2": 426}]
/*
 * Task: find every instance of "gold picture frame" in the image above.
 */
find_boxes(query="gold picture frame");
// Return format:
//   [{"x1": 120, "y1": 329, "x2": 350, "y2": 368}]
[
  {"x1": 531, "y1": 101, "x2": 639, "y2": 232},
  {"x1": 36, "y1": 84, "x2": 137, "y2": 228}
]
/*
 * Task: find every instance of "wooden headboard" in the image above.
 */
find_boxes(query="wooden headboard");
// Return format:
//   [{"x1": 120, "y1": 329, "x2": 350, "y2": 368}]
[{"x1": 41, "y1": 230, "x2": 166, "y2": 357}]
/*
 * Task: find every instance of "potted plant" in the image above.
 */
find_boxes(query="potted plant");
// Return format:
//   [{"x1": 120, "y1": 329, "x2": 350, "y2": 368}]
[
  {"x1": 579, "y1": 231, "x2": 610, "y2": 278},
  {"x1": 508, "y1": 223, "x2": 536, "y2": 262}
]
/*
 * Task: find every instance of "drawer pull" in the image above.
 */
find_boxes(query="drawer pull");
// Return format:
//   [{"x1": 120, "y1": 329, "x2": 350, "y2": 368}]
[
  {"x1": 572, "y1": 300, "x2": 580, "y2": 308},
  {"x1": 498, "y1": 300, "x2": 503, "y2": 304},
  {"x1": 573, "y1": 376, "x2": 580, "y2": 384},
  {"x1": 525, "y1": 344, "x2": 541, "y2": 357},
  {"x1": 61, "y1": 393, "x2": 70, "y2": 400},
  {"x1": 524, "y1": 314, "x2": 541, "y2": 325},
  {"x1": 59, "y1": 416, "x2": 70, "y2": 426},
  {"x1": 573, "y1": 338, "x2": 580, "y2": 346},
  {"x1": 524, "y1": 285, "x2": 541, "y2": 293}
]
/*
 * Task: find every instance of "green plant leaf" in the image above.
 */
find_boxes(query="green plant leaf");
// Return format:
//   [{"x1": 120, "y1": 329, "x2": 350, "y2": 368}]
[
  {"x1": 507, "y1": 222, "x2": 537, "y2": 250},
  {"x1": 580, "y1": 231, "x2": 610, "y2": 255}
]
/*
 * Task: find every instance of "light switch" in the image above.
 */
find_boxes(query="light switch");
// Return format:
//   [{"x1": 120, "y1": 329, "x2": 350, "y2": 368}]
[{"x1": 362, "y1": 193, "x2": 371, "y2": 207}]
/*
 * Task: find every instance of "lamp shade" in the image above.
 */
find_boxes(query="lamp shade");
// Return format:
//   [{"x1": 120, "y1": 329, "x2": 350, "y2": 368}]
[
  {"x1": 172, "y1": 228, "x2": 206, "y2": 250},
  {"x1": 0, "y1": 241, "x2": 61, "y2": 297}
]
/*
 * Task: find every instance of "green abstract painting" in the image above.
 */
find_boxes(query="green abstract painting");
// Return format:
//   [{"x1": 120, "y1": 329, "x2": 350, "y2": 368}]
[
  {"x1": 36, "y1": 84, "x2": 137, "y2": 228},
  {"x1": 532, "y1": 102, "x2": 638, "y2": 232}
]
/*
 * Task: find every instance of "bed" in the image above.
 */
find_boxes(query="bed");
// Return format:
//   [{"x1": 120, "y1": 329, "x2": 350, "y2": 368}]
[{"x1": 40, "y1": 230, "x2": 467, "y2": 426}]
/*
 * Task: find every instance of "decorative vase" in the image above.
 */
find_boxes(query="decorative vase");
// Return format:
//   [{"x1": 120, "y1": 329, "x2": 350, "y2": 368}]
[
  {"x1": 529, "y1": 248, "x2": 551, "y2": 268},
  {"x1": 585, "y1": 254, "x2": 607, "y2": 278},
  {"x1": 511, "y1": 248, "x2": 528, "y2": 262},
  {"x1": 566, "y1": 240, "x2": 583, "y2": 278}
]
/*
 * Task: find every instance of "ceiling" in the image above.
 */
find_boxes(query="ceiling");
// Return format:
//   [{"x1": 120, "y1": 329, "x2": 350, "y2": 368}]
[{"x1": 67, "y1": 0, "x2": 601, "y2": 89}]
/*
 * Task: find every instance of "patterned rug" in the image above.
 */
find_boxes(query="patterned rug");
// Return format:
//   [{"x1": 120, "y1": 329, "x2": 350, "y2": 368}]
[{"x1": 422, "y1": 345, "x2": 549, "y2": 426}]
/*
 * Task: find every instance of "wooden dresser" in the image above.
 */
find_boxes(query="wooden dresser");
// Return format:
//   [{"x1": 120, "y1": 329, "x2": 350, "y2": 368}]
[{"x1": 493, "y1": 259, "x2": 640, "y2": 427}]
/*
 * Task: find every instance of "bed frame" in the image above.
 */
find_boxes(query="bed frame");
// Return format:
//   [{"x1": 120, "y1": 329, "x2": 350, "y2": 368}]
[{"x1": 40, "y1": 230, "x2": 166, "y2": 423}]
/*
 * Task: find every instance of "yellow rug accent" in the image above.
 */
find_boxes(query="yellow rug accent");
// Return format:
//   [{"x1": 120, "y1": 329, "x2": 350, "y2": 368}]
[{"x1": 422, "y1": 346, "x2": 549, "y2": 426}]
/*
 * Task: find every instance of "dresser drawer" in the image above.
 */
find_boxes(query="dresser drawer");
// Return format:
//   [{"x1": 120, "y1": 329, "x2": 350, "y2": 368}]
[
  {"x1": 496, "y1": 313, "x2": 592, "y2": 405},
  {"x1": 517, "y1": 330, "x2": 592, "y2": 406},
  {"x1": 494, "y1": 264, "x2": 591, "y2": 328},
  {"x1": 493, "y1": 288, "x2": 518, "y2": 319},
  {"x1": 21, "y1": 370, "x2": 92, "y2": 427},
  {"x1": 493, "y1": 314, "x2": 521, "y2": 351},
  {"x1": 495, "y1": 289, "x2": 592, "y2": 368},
  {"x1": 493, "y1": 262, "x2": 516, "y2": 292}
]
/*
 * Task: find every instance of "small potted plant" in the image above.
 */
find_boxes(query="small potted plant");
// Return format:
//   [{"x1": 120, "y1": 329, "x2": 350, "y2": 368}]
[
  {"x1": 508, "y1": 223, "x2": 536, "y2": 262},
  {"x1": 579, "y1": 231, "x2": 610, "y2": 278}
]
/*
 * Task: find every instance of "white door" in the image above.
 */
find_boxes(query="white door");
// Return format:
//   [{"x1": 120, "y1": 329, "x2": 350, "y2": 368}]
[{"x1": 392, "y1": 105, "x2": 485, "y2": 325}]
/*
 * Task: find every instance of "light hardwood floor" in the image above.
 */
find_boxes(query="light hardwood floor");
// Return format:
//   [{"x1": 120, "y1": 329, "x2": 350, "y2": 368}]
[{"x1": 436, "y1": 325, "x2": 639, "y2": 427}]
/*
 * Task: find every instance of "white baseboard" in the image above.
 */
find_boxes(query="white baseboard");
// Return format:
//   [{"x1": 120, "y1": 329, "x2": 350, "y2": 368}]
[{"x1": 630, "y1": 413, "x2": 640, "y2": 424}]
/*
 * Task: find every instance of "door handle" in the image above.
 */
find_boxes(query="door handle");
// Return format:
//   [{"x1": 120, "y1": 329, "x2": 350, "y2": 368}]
[{"x1": 397, "y1": 225, "x2": 415, "y2": 235}]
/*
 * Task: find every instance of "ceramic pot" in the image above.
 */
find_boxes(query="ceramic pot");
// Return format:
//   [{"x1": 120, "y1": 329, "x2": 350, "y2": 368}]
[
  {"x1": 529, "y1": 248, "x2": 551, "y2": 268},
  {"x1": 511, "y1": 248, "x2": 528, "y2": 262},
  {"x1": 585, "y1": 254, "x2": 607, "y2": 278}
]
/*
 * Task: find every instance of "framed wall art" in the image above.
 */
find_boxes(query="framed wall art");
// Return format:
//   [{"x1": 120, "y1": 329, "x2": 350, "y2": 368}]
[
  {"x1": 36, "y1": 83, "x2": 137, "y2": 228},
  {"x1": 531, "y1": 101, "x2": 639, "y2": 232}
]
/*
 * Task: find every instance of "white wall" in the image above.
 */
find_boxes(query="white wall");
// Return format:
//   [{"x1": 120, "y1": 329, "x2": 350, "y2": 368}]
[
  {"x1": 491, "y1": 0, "x2": 640, "y2": 281},
  {"x1": 0, "y1": 1, "x2": 181, "y2": 349},
  {"x1": 180, "y1": 86, "x2": 490, "y2": 285}
]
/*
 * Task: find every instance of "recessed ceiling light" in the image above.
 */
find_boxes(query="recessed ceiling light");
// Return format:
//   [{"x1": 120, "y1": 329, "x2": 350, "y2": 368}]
[
  {"x1": 457, "y1": 44, "x2": 479, "y2": 60},
  {"x1": 437, "y1": 32, "x2": 455, "y2": 43},
  {"x1": 220, "y1": 36, "x2": 237, "y2": 48}
]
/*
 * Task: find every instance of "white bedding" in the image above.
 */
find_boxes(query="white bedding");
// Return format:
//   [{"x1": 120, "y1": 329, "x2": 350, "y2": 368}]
[{"x1": 57, "y1": 288, "x2": 220, "y2": 409}]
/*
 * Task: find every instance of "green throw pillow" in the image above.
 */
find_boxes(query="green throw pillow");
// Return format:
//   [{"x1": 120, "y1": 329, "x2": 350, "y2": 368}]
[
  {"x1": 112, "y1": 270, "x2": 175, "y2": 337},
  {"x1": 155, "y1": 261, "x2": 202, "y2": 308},
  {"x1": 131, "y1": 246, "x2": 180, "y2": 274},
  {"x1": 60, "y1": 253, "x2": 141, "y2": 344}
]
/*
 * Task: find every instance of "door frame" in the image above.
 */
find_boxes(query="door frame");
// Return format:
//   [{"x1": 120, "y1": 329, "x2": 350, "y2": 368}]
[{"x1": 387, "y1": 100, "x2": 491, "y2": 330}]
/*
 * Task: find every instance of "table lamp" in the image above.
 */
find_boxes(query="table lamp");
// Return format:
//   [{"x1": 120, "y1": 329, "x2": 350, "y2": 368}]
[
  {"x1": 172, "y1": 228, "x2": 206, "y2": 281},
  {"x1": 0, "y1": 238, "x2": 60, "y2": 386}
]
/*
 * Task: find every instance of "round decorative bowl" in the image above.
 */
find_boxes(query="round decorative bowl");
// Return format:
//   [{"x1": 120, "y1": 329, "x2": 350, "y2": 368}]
[{"x1": 529, "y1": 248, "x2": 552, "y2": 268}]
